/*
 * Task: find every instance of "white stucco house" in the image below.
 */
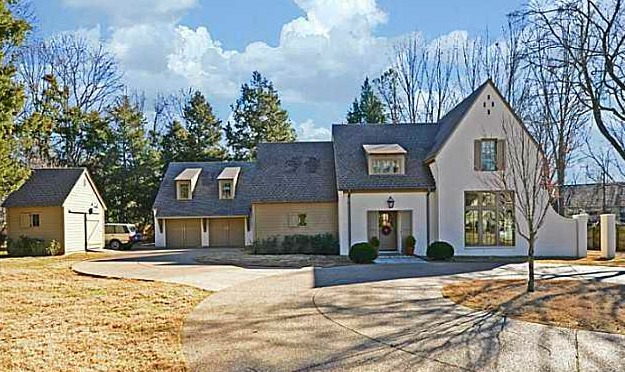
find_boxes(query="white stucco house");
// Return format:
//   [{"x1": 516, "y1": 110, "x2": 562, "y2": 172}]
[{"x1": 153, "y1": 80, "x2": 585, "y2": 257}]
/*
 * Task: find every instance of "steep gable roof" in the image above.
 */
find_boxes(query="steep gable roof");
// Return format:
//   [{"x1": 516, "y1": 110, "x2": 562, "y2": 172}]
[
  {"x1": 424, "y1": 80, "x2": 490, "y2": 162},
  {"x1": 2, "y1": 168, "x2": 86, "y2": 208},
  {"x1": 333, "y1": 124, "x2": 439, "y2": 191},
  {"x1": 253, "y1": 142, "x2": 337, "y2": 202}
]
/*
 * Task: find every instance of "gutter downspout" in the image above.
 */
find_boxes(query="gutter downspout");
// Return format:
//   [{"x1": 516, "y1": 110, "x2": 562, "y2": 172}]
[
  {"x1": 347, "y1": 190, "x2": 352, "y2": 249},
  {"x1": 426, "y1": 188, "x2": 432, "y2": 247}
]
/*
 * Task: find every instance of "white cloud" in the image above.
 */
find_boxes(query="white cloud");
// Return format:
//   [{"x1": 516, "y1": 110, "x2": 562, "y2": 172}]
[
  {"x1": 296, "y1": 119, "x2": 332, "y2": 141},
  {"x1": 62, "y1": 0, "x2": 197, "y2": 23}
]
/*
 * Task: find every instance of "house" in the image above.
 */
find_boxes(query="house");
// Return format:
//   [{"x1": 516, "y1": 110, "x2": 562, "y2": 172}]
[
  {"x1": 561, "y1": 183, "x2": 625, "y2": 223},
  {"x1": 153, "y1": 80, "x2": 584, "y2": 257},
  {"x1": 2, "y1": 168, "x2": 107, "y2": 254}
]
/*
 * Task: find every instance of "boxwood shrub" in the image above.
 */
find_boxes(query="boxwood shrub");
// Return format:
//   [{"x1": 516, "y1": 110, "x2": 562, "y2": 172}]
[
  {"x1": 250, "y1": 233, "x2": 339, "y2": 255},
  {"x1": 8, "y1": 236, "x2": 63, "y2": 257},
  {"x1": 349, "y1": 242, "x2": 378, "y2": 264},
  {"x1": 426, "y1": 241, "x2": 454, "y2": 260}
]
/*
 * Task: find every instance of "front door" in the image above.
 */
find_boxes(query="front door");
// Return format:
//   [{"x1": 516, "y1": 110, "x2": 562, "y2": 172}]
[{"x1": 378, "y1": 211, "x2": 397, "y2": 251}]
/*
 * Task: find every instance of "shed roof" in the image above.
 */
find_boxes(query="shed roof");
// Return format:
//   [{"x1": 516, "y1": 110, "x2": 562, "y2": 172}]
[
  {"x1": 2, "y1": 168, "x2": 87, "y2": 208},
  {"x1": 363, "y1": 144, "x2": 407, "y2": 155}
]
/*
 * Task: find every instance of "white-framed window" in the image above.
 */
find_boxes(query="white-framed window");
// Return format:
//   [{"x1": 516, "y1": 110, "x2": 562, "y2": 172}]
[
  {"x1": 20, "y1": 213, "x2": 40, "y2": 228},
  {"x1": 177, "y1": 181, "x2": 191, "y2": 200},
  {"x1": 369, "y1": 156, "x2": 405, "y2": 175},
  {"x1": 464, "y1": 191, "x2": 515, "y2": 246},
  {"x1": 220, "y1": 181, "x2": 233, "y2": 199},
  {"x1": 289, "y1": 213, "x2": 308, "y2": 227}
]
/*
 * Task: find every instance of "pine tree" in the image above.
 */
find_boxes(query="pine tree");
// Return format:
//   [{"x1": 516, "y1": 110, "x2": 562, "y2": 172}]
[
  {"x1": 182, "y1": 90, "x2": 225, "y2": 161},
  {"x1": 0, "y1": 0, "x2": 30, "y2": 196},
  {"x1": 160, "y1": 119, "x2": 190, "y2": 166},
  {"x1": 345, "y1": 77, "x2": 387, "y2": 124},
  {"x1": 225, "y1": 71, "x2": 296, "y2": 160}
]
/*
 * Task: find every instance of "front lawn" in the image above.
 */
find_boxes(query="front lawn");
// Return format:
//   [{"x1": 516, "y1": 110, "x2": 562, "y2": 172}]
[
  {"x1": 539, "y1": 250, "x2": 625, "y2": 267},
  {"x1": 197, "y1": 249, "x2": 353, "y2": 268},
  {"x1": 0, "y1": 253, "x2": 208, "y2": 371},
  {"x1": 443, "y1": 279, "x2": 625, "y2": 335}
]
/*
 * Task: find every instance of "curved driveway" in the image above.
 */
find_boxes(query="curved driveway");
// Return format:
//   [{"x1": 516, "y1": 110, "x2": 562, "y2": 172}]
[{"x1": 74, "y1": 250, "x2": 625, "y2": 371}]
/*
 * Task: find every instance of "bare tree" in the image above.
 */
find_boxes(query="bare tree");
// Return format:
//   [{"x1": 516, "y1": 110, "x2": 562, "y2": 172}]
[
  {"x1": 525, "y1": 0, "x2": 625, "y2": 163},
  {"x1": 490, "y1": 115, "x2": 552, "y2": 292},
  {"x1": 390, "y1": 33, "x2": 428, "y2": 123},
  {"x1": 372, "y1": 69, "x2": 402, "y2": 124}
]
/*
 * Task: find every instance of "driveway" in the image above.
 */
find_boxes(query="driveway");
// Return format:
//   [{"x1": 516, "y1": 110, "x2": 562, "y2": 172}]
[
  {"x1": 72, "y1": 248, "x2": 297, "y2": 291},
  {"x1": 183, "y1": 262, "x2": 625, "y2": 372}
]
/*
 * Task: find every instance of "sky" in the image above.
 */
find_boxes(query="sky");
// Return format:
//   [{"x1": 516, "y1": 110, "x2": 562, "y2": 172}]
[{"x1": 31, "y1": 0, "x2": 526, "y2": 141}]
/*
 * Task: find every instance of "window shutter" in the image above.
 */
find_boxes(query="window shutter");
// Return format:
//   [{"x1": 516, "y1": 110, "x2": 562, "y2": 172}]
[
  {"x1": 474, "y1": 140, "x2": 481, "y2": 171},
  {"x1": 289, "y1": 213, "x2": 298, "y2": 227},
  {"x1": 497, "y1": 140, "x2": 506, "y2": 170},
  {"x1": 20, "y1": 213, "x2": 30, "y2": 228}
]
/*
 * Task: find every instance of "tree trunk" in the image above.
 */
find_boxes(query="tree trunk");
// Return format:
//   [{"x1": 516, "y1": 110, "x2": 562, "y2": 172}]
[{"x1": 527, "y1": 239, "x2": 535, "y2": 292}]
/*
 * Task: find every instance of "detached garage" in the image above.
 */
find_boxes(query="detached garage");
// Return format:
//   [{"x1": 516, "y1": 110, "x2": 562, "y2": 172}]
[
  {"x1": 2, "y1": 168, "x2": 107, "y2": 254},
  {"x1": 165, "y1": 218, "x2": 202, "y2": 248}
]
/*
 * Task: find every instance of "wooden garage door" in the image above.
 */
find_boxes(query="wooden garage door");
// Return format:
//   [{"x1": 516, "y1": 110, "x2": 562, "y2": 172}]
[
  {"x1": 166, "y1": 219, "x2": 201, "y2": 248},
  {"x1": 209, "y1": 218, "x2": 245, "y2": 247}
]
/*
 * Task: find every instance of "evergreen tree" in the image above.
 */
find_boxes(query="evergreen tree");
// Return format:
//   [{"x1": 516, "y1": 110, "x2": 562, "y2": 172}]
[
  {"x1": 98, "y1": 96, "x2": 159, "y2": 225},
  {"x1": 345, "y1": 77, "x2": 387, "y2": 124},
  {"x1": 225, "y1": 71, "x2": 296, "y2": 160},
  {"x1": 0, "y1": 0, "x2": 30, "y2": 196},
  {"x1": 160, "y1": 119, "x2": 190, "y2": 166},
  {"x1": 182, "y1": 90, "x2": 226, "y2": 161}
]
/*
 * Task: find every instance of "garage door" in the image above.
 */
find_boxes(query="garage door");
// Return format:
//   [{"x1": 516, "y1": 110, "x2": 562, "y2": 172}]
[
  {"x1": 166, "y1": 219, "x2": 201, "y2": 248},
  {"x1": 209, "y1": 218, "x2": 245, "y2": 247}
]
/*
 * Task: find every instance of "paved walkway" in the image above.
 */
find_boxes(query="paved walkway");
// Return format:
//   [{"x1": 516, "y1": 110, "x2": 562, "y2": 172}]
[
  {"x1": 73, "y1": 250, "x2": 625, "y2": 371},
  {"x1": 72, "y1": 248, "x2": 297, "y2": 291}
]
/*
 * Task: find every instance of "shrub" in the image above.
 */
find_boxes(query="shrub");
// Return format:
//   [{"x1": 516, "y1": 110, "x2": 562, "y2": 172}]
[
  {"x1": 369, "y1": 236, "x2": 380, "y2": 249},
  {"x1": 426, "y1": 241, "x2": 454, "y2": 260},
  {"x1": 349, "y1": 242, "x2": 378, "y2": 264},
  {"x1": 405, "y1": 235, "x2": 416, "y2": 248},
  {"x1": 250, "y1": 233, "x2": 339, "y2": 255},
  {"x1": 7, "y1": 236, "x2": 63, "y2": 257}
]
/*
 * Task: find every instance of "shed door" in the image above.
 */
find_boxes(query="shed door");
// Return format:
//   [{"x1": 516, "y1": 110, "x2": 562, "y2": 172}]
[
  {"x1": 166, "y1": 219, "x2": 201, "y2": 248},
  {"x1": 209, "y1": 218, "x2": 245, "y2": 247}
]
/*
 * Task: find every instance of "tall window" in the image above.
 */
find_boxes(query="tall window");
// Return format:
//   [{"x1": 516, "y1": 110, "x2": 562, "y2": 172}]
[
  {"x1": 480, "y1": 140, "x2": 497, "y2": 171},
  {"x1": 177, "y1": 181, "x2": 191, "y2": 200},
  {"x1": 221, "y1": 181, "x2": 232, "y2": 199},
  {"x1": 465, "y1": 191, "x2": 515, "y2": 246},
  {"x1": 31, "y1": 214, "x2": 40, "y2": 227}
]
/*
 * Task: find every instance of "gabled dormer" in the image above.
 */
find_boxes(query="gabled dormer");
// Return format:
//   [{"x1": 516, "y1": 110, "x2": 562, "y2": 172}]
[
  {"x1": 218, "y1": 167, "x2": 241, "y2": 199},
  {"x1": 175, "y1": 168, "x2": 202, "y2": 200},
  {"x1": 363, "y1": 144, "x2": 407, "y2": 175}
]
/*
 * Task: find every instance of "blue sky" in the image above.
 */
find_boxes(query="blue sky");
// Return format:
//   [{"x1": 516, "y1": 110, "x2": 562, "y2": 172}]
[{"x1": 32, "y1": 0, "x2": 525, "y2": 140}]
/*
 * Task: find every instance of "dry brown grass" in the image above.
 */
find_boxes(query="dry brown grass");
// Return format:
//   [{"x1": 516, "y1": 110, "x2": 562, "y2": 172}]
[
  {"x1": 540, "y1": 250, "x2": 625, "y2": 267},
  {"x1": 198, "y1": 250, "x2": 353, "y2": 268},
  {"x1": 443, "y1": 279, "x2": 625, "y2": 334},
  {"x1": 0, "y1": 253, "x2": 208, "y2": 371}
]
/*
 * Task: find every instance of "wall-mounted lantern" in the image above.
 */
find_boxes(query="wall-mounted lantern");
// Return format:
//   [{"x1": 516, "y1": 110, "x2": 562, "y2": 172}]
[{"x1": 387, "y1": 196, "x2": 395, "y2": 209}]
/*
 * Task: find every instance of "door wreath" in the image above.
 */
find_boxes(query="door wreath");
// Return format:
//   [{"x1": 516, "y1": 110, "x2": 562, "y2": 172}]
[{"x1": 381, "y1": 225, "x2": 392, "y2": 236}]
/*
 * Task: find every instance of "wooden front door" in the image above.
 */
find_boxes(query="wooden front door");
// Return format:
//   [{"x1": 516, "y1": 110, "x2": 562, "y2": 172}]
[{"x1": 209, "y1": 218, "x2": 245, "y2": 247}]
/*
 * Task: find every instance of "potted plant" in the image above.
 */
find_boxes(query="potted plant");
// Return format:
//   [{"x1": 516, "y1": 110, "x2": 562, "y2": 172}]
[
  {"x1": 404, "y1": 235, "x2": 416, "y2": 256},
  {"x1": 369, "y1": 236, "x2": 380, "y2": 254}
]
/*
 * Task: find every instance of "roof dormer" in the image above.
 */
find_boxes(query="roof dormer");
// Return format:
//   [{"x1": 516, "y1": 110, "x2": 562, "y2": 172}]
[
  {"x1": 218, "y1": 167, "x2": 241, "y2": 199},
  {"x1": 363, "y1": 144, "x2": 407, "y2": 175},
  {"x1": 175, "y1": 168, "x2": 202, "y2": 200}
]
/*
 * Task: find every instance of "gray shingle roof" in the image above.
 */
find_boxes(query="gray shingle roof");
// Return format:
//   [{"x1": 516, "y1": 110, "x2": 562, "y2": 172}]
[
  {"x1": 2, "y1": 168, "x2": 85, "y2": 208},
  {"x1": 153, "y1": 162, "x2": 256, "y2": 218},
  {"x1": 253, "y1": 142, "x2": 337, "y2": 202},
  {"x1": 332, "y1": 124, "x2": 439, "y2": 191},
  {"x1": 425, "y1": 80, "x2": 489, "y2": 162}
]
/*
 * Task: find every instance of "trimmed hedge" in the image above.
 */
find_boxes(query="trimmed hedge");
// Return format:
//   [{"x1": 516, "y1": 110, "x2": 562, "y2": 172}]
[
  {"x1": 250, "y1": 233, "x2": 339, "y2": 255},
  {"x1": 426, "y1": 241, "x2": 454, "y2": 260},
  {"x1": 349, "y1": 242, "x2": 378, "y2": 264},
  {"x1": 369, "y1": 236, "x2": 380, "y2": 250},
  {"x1": 8, "y1": 236, "x2": 63, "y2": 257}
]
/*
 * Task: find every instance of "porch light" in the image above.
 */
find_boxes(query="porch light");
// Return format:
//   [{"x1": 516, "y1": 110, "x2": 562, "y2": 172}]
[{"x1": 387, "y1": 196, "x2": 395, "y2": 209}]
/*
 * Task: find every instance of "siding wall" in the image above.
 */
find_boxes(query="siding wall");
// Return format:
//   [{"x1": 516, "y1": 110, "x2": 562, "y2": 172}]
[
  {"x1": 63, "y1": 172, "x2": 105, "y2": 252},
  {"x1": 253, "y1": 202, "x2": 338, "y2": 241},
  {"x1": 6, "y1": 206, "x2": 64, "y2": 245}
]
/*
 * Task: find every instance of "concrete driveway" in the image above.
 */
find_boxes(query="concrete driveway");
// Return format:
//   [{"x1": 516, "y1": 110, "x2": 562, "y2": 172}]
[
  {"x1": 183, "y1": 262, "x2": 625, "y2": 372},
  {"x1": 72, "y1": 248, "x2": 297, "y2": 291}
]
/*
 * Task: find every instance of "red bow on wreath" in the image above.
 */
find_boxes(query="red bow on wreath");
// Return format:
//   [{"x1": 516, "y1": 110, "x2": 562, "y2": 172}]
[{"x1": 381, "y1": 225, "x2": 392, "y2": 236}]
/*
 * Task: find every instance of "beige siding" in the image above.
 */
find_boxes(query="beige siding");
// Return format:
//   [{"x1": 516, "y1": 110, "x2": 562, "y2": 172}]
[
  {"x1": 6, "y1": 206, "x2": 64, "y2": 245},
  {"x1": 253, "y1": 202, "x2": 338, "y2": 241},
  {"x1": 63, "y1": 172, "x2": 106, "y2": 252}
]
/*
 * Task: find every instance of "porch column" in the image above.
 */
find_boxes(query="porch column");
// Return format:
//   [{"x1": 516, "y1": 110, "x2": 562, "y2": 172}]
[{"x1": 572, "y1": 213, "x2": 588, "y2": 258}]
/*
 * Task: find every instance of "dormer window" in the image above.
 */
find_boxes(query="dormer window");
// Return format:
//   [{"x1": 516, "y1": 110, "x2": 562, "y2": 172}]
[
  {"x1": 175, "y1": 168, "x2": 202, "y2": 200},
  {"x1": 218, "y1": 167, "x2": 241, "y2": 200},
  {"x1": 363, "y1": 144, "x2": 407, "y2": 175}
]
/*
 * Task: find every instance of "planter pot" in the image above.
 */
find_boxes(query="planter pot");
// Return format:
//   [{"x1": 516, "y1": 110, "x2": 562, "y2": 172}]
[{"x1": 405, "y1": 246, "x2": 414, "y2": 256}]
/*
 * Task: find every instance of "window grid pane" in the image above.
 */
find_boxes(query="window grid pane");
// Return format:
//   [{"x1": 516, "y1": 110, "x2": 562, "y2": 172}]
[
  {"x1": 481, "y1": 140, "x2": 497, "y2": 171},
  {"x1": 464, "y1": 191, "x2": 514, "y2": 247}
]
